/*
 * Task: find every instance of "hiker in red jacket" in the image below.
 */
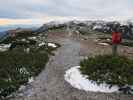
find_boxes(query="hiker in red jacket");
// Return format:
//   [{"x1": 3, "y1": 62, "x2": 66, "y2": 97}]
[{"x1": 112, "y1": 28, "x2": 122, "y2": 55}]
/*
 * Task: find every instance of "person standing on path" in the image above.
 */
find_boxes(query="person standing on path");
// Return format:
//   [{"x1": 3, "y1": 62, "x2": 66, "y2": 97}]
[{"x1": 112, "y1": 28, "x2": 122, "y2": 56}]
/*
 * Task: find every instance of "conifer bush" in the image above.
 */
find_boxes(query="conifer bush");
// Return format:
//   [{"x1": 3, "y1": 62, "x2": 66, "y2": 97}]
[
  {"x1": 80, "y1": 55, "x2": 133, "y2": 94},
  {"x1": 0, "y1": 50, "x2": 49, "y2": 99}
]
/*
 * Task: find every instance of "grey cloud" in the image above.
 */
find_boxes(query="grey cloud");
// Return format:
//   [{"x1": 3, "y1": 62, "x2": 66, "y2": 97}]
[{"x1": 0, "y1": 0, "x2": 132, "y2": 19}]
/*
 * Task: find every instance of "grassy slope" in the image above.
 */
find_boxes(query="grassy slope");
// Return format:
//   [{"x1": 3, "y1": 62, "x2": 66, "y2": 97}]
[{"x1": 0, "y1": 30, "x2": 60, "y2": 99}]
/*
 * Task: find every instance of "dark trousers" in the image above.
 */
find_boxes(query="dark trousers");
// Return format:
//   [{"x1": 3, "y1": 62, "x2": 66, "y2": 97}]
[{"x1": 112, "y1": 44, "x2": 118, "y2": 56}]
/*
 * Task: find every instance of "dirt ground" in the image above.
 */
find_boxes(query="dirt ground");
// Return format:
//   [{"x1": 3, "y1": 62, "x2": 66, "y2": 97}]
[{"x1": 10, "y1": 31, "x2": 133, "y2": 100}]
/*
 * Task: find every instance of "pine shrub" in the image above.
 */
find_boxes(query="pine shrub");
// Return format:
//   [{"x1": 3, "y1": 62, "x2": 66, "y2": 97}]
[
  {"x1": 80, "y1": 55, "x2": 133, "y2": 94},
  {"x1": 0, "y1": 50, "x2": 49, "y2": 99}
]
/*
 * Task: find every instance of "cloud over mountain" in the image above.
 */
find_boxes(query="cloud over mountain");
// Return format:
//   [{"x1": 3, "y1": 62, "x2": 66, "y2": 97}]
[{"x1": 0, "y1": 0, "x2": 132, "y2": 19}]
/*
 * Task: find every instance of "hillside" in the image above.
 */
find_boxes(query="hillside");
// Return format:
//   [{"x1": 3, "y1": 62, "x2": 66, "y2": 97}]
[
  {"x1": 0, "y1": 25, "x2": 60, "y2": 99},
  {"x1": 0, "y1": 20, "x2": 132, "y2": 100}
]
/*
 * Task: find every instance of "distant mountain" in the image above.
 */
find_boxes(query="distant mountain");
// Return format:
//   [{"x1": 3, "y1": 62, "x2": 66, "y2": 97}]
[
  {"x1": 37, "y1": 20, "x2": 133, "y2": 39},
  {"x1": 0, "y1": 25, "x2": 37, "y2": 31},
  {"x1": 1, "y1": 20, "x2": 133, "y2": 40},
  {"x1": 89, "y1": 21, "x2": 133, "y2": 39},
  {"x1": 36, "y1": 21, "x2": 67, "y2": 33},
  {"x1": 0, "y1": 24, "x2": 39, "y2": 38}
]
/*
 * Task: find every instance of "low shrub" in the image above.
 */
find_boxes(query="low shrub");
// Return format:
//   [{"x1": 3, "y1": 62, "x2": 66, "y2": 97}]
[
  {"x1": 0, "y1": 50, "x2": 49, "y2": 99},
  {"x1": 120, "y1": 41, "x2": 133, "y2": 47},
  {"x1": 80, "y1": 55, "x2": 133, "y2": 94},
  {"x1": 0, "y1": 30, "x2": 61, "y2": 99},
  {"x1": 0, "y1": 37, "x2": 15, "y2": 44}
]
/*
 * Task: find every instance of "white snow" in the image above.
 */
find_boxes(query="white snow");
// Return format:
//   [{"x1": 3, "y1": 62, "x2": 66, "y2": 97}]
[
  {"x1": 19, "y1": 67, "x2": 29, "y2": 75},
  {"x1": 18, "y1": 77, "x2": 34, "y2": 92},
  {"x1": 21, "y1": 38, "x2": 26, "y2": 42},
  {"x1": 93, "y1": 25, "x2": 103, "y2": 30},
  {"x1": 38, "y1": 42, "x2": 57, "y2": 48},
  {"x1": 0, "y1": 44, "x2": 11, "y2": 52},
  {"x1": 64, "y1": 66, "x2": 119, "y2": 93},
  {"x1": 19, "y1": 85, "x2": 26, "y2": 91},
  {"x1": 98, "y1": 42, "x2": 109, "y2": 46},
  {"x1": 28, "y1": 77, "x2": 34, "y2": 83},
  {"x1": 38, "y1": 42, "x2": 45, "y2": 47},
  {"x1": 94, "y1": 39, "x2": 100, "y2": 42},
  {"x1": 0, "y1": 44, "x2": 11, "y2": 48},
  {"x1": 106, "y1": 38, "x2": 111, "y2": 41},
  {"x1": 48, "y1": 43, "x2": 57, "y2": 48},
  {"x1": 28, "y1": 37, "x2": 37, "y2": 40}
]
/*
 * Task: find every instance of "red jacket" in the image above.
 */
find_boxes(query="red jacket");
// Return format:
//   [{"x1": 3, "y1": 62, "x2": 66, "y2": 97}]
[{"x1": 112, "y1": 32, "x2": 122, "y2": 44}]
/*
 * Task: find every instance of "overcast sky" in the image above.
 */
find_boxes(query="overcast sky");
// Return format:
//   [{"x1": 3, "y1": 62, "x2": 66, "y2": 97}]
[{"x1": 0, "y1": 0, "x2": 133, "y2": 25}]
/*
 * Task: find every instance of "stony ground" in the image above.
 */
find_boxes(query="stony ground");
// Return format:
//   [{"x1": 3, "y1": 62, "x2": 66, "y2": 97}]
[{"x1": 10, "y1": 32, "x2": 133, "y2": 100}]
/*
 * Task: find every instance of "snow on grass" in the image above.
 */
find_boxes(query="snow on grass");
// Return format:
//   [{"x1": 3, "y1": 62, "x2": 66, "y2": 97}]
[
  {"x1": 94, "y1": 39, "x2": 100, "y2": 42},
  {"x1": 48, "y1": 43, "x2": 57, "y2": 48},
  {"x1": 28, "y1": 77, "x2": 34, "y2": 83},
  {"x1": 98, "y1": 42, "x2": 109, "y2": 46},
  {"x1": 106, "y1": 38, "x2": 111, "y2": 41},
  {"x1": 0, "y1": 44, "x2": 11, "y2": 52},
  {"x1": 38, "y1": 42, "x2": 45, "y2": 47},
  {"x1": 19, "y1": 85, "x2": 26, "y2": 91},
  {"x1": 64, "y1": 66, "x2": 119, "y2": 93},
  {"x1": 19, "y1": 67, "x2": 29, "y2": 75},
  {"x1": 0, "y1": 44, "x2": 11, "y2": 48},
  {"x1": 28, "y1": 37, "x2": 37, "y2": 40},
  {"x1": 38, "y1": 42, "x2": 57, "y2": 48},
  {"x1": 21, "y1": 38, "x2": 26, "y2": 42},
  {"x1": 18, "y1": 77, "x2": 34, "y2": 92}
]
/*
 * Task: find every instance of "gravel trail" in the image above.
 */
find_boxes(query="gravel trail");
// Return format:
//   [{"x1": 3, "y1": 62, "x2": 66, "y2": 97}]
[{"x1": 10, "y1": 35, "x2": 133, "y2": 100}]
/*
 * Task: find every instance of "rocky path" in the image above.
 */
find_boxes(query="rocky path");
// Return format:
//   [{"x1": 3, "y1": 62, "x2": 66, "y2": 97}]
[
  {"x1": 11, "y1": 35, "x2": 133, "y2": 100},
  {"x1": 12, "y1": 37, "x2": 81, "y2": 100}
]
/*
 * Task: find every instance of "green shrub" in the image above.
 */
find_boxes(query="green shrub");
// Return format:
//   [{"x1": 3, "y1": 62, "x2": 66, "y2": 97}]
[
  {"x1": 0, "y1": 30, "x2": 61, "y2": 98},
  {"x1": 0, "y1": 50, "x2": 49, "y2": 99},
  {"x1": 80, "y1": 55, "x2": 133, "y2": 94},
  {"x1": 0, "y1": 37, "x2": 15, "y2": 44},
  {"x1": 120, "y1": 41, "x2": 133, "y2": 47}
]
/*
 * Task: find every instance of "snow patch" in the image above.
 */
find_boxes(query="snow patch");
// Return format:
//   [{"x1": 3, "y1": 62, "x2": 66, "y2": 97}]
[
  {"x1": 19, "y1": 67, "x2": 29, "y2": 75},
  {"x1": 38, "y1": 42, "x2": 45, "y2": 47},
  {"x1": 98, "y1": 42, "x2": 109, "y2": 46},
  {"x1": 48, "y1": 43, "x2": 57, "y2": 48},
  {"x1": 0, "y1": 44, "x2": 11, "y2": 52},
  {"x1": 28, "y1": 77, "x2": 34, "y2": 83},
  {"x1": 93, "y1": 25, "x2": 103, "y2": 30},
  {"x1": 38, "y1": 42, "x2": 57, "y2": 48},
  {"x1": 28, "y1": 37, "x2": 37, "y2": 40},
  {"x1": 19, "y1": 85, "x2": 26, "y2": 91},
  {"x1": 21, "y1": 38, "x2": 26, "y2": 42},
  {"x1": 64, "y1": 66, "x2": 119, "y2": 93},
  {"x1": 106, "y1": 38, "x2": 111, "y2": 41},
  {"x1": 94, "y1": 39, "x2": 100, "y2": 42}
]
